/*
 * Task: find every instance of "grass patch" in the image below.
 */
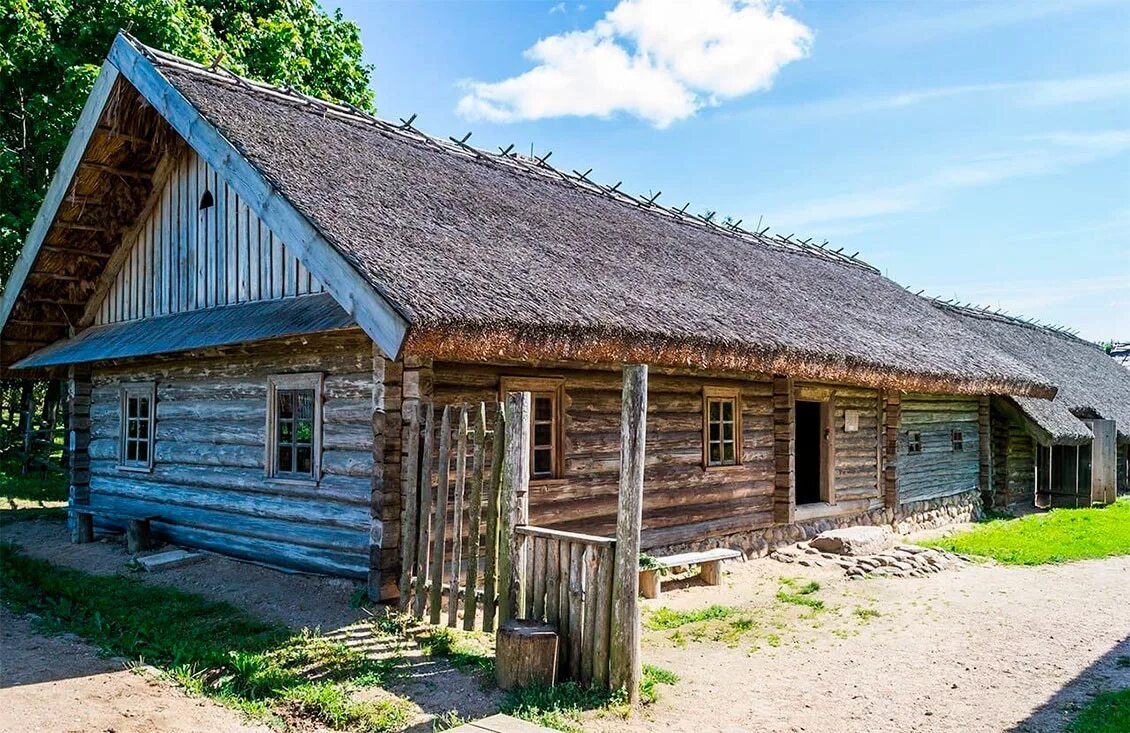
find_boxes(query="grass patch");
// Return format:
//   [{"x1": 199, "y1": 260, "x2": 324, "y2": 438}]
[
  {"x1": 501, "y1": 664, "x2": 677, "y2": 732},
  {"x1": 0, "y1": 543, "x2": 411, "y2": 732},
  {"x1": 1066, "y1": 689, "x2": 1130, "y2": 733},
  {"x1": 853, "y1": 607, "x2": 881, "y2": 622},
  {"x1": 416, "y1": 625, "x2": 495, "y2": 674},
  {"x1": 645, "y1": 604, "x2": 739, "y2": 630},
  {"x1": 921, "y1": 499, "x2": 1130, "y2": 564},
  {"x1": 776, "y1": 591, "x2": 824, "y2": 610}
]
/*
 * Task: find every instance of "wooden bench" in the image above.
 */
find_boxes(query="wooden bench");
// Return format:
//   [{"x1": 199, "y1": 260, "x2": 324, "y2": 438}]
[
  {"x1": 639, "y1": 547, "x2": 743, "y2": 599},
  {"x1": 72, "y1": 509, "x2": 160, "y2": 554}
]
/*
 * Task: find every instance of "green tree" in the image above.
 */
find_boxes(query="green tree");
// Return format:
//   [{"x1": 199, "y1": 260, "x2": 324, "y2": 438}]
[{"x1": 0, "y1": 0, "x2": 374, "y2": 285}]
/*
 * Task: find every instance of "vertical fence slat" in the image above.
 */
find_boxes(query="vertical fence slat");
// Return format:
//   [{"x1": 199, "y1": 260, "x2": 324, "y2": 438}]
[
  {"x1": 463, "y1": 403, "x2": 487, "y2": 631},
  {"x1": 557, "y1": 539, "x2": 572, "y2": 674},
  {"x1": 524, "y1": 533, "x2": 536, "y2": 616},
  {"x1": 568, "y1": 541, "x2": 584, "y2": 682},
  {"x1": 447, "y1": 406, "x2": 469, "y2": 627},
  {"x1": 482, "y1": 403, "x2": 505, "y2": 632},
  {"x1": 581, "y1": 544, "x2": 600, "y2": 684},
  {"x1": 412, "y1": 404, "x2": 435, "y2": 619},
  {"x1": 593, "y1": 543, "x2": 614, "y2": 687},
  {"x1": 429, "y1": 405, "x2": 453, "y2": 625},
  {"x1": 532, "y1": 536, "x2": 547, "y2": 621},
  {"x1": 500, "y1": 392, "x2": 531, "y2": 624},
  {"x1": 545, "y1": 537, "x2": 561, "y2": 627},
  {"x1": 397, "y1": 402, "x2": 421, "y2": 611}
]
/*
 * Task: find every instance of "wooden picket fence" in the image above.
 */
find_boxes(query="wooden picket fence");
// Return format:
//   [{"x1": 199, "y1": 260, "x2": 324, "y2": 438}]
[
  {"x1": 398, "y1": 401, "x2": 508, "y2": 632},
  {"x1": 514, "y1": 526, "x2": 616, "y2": 686}
]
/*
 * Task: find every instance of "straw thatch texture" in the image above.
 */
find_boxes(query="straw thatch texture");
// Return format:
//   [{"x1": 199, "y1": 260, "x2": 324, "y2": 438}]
[
  {"x1": 147, "y1": 58, "x2": 1055, "y2": 397},
  {"x1": 943, "y1": 306, "x2": 1130, "y2": 441}
]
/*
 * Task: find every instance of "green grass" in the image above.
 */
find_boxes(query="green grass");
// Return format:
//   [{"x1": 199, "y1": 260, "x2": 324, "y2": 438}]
[
  {"x1": 0, "y1": 452, "x2": 69, "y2": 522},
  {"x1": 776, "y1": 579, "x2": 825, "y2": 610},
  {"x1": 921, "y1": 499, "x2": 1130, "y2": 565},
  {"x1": 1066, "y1": 689, "x2": 1130, "y2": 733},
  {"x1": 415, "y1": 625, "x2": 495, "y2": 674},
  {"x1": 0, "y1": 543, "x2": 411, "y2": 731},
  {"x1": 644, "y1": 604, "x2": 739, "y2": 630},
  {"x1": 501, "y1": 664, "x2": 678, "y2": 732}
]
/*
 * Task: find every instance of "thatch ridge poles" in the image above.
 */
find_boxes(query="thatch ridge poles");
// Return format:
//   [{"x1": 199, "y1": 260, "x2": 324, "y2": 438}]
[{"x1": 610, "y1": 363, "x2": 647, "y2": 703}]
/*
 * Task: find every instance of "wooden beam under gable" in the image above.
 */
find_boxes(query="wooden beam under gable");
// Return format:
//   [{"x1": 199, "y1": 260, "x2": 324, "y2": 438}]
[
  {"x1": 0, "y1": 61, "x2": 120, "y2": 334},
  {"x1": 106, "y1": 34, "x2": 410, "y2": 360}
]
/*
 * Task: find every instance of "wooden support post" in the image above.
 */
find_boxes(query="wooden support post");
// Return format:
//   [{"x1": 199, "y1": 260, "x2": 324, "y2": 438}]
[
  {"x1": 610, "y1": 364, "x2": 646, "y2": 704},
  {"x1": 499, "y1": 391, "x2": 530, "y2": 625},
  {"x1": 126, "y1": 518, "x2": 151, "y2": 554},
  {"x1": 67, "y1": 366, "x2": 92, "y2": 544},
  {"x1": 368, "y1": 349, "x2": 387, "y2": 602},
  {"x1": 772, "y1": 375, "x2": 795, "y2": 525}
]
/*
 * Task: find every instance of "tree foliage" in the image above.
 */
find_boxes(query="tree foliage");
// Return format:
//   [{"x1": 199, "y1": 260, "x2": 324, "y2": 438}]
[{"x1": 0, "y1": 0, "x2": 374, "y2": 284}]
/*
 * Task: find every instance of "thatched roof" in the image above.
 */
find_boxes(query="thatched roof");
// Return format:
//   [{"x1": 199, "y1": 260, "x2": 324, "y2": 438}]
[
  {"x1": 940, "y1": 304, "x2": 1130, "y2": 442},
  {"x1": 2, "y1": 37, "x2": 1055, "y2": 397},
  {"x1": 125, "y1": 46, "x2": 1054, "y2": 397}
]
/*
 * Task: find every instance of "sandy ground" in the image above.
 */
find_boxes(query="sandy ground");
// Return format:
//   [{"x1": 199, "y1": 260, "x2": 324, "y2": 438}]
[
  {"x1": 0, "y1": 519, "x2": 502, "y2": 732},
  {"x1": 592, "y1": 549, "x2": 1130, "y2": 733},
  {"x1": 0, "y1": 608, "x2": 272, "y2": 733}
]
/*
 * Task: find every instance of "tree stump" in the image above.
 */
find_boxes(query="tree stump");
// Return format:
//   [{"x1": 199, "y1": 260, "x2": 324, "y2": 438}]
[{"x1": 495, "y1": 620, "x2": 558, "y2": 690}]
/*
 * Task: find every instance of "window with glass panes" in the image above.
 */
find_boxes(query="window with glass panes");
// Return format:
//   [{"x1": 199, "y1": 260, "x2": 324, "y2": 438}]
[
  {"x1": 704, "y1": 388, "x2": 741, "y2": 467},
  {"x1": 120, "y1": 384, "x2": 155, "y2": 469},
  {"x1": 530, "y1": 392, "x2": 558, "y2": 479},
  {"x1": 275, "y1": 389, "x2": 316, "y2": 478}
]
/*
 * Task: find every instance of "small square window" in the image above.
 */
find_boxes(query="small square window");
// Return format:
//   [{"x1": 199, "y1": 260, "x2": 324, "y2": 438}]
[
  {"x1": 907, "y1": 431, "x2": 923, "y2": 454},
  {"x1": 951, "y1": 430, "x2": 964, "y2": 452}
]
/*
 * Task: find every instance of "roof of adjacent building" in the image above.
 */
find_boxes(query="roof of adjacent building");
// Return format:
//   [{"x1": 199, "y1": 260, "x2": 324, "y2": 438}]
[
  {"x1": 1, "y1": 35, "x2": 1056, "y2": 398},
  {"x1": 940, "y1": 305, "x2": 1130, "y2": 442}
]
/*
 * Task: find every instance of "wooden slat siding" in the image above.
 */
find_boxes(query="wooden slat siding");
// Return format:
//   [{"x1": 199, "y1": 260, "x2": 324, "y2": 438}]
[
  {"x1": 883, "y1": 391, "x2": 900, "y2": 509},
  {"x1": 772, "y1": 375, "x2": 795, "y2": 525},
  {"x1": 447, "y1": 406, "x2": 468, "y2": 627},
  {"x1": 463, "y1": 403, "x2": 486, "y2": 630},
  {"x1": 87, "y1": 330, "x2": 373, "y2": 577},
  {"x1": 429, "y1": 405, "x2": 453, "y2": 625},
  {"x1": 897, "y1": 394, "x2": 980, "y2": 503},
  {"x1": 93, "y1": 148, "x2": 325, "y2": 325},
  {"x1": 413, "y1": 403, "x2": 436, "y2": 619},
  {"x1": 432, "y1": 362, "x2": 776, "y2": 550},
  {"x1": 482, "y1": 402, "x2": 505, "y2": 632},
  {"x1": 832, "y1": 390, "x2": 881, "y2": 502},
  {"x1": 67, "y1": 364, "x2": 94, "y2": 541}
]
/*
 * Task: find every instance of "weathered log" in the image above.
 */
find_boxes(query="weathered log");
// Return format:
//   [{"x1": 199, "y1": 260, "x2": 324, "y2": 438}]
[{"x1": 495, "y1": 620, "x2": 559, "y2": 691}]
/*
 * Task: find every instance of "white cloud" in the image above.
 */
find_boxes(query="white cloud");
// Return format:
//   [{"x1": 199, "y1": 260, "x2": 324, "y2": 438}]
[
  {"x1": 456, "y1": 0, "x2": 813, "y2": 128},
  {"x1": 769, "y1": 130, "x2": 1130, "y2": 229},
  {"x1": 549, "y1": 2, "x2": 566, "y2": 14}
]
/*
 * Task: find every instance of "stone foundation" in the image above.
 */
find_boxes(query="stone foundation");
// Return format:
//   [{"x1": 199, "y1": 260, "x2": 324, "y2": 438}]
[{"x1": 652, "y1": 489, "x2": 983, "y2": 559}]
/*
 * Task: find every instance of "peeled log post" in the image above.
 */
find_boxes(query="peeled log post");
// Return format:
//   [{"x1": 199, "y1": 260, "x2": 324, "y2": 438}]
[
  {"x1": 610, "y1": 364, "x2": 646, "y2": 704},
  {"x1": 495, "y1": 619, "x2": 559, "y2": 691},
  {"x1": 498, "y1": 392, "x2": 531, "y2": 624}
]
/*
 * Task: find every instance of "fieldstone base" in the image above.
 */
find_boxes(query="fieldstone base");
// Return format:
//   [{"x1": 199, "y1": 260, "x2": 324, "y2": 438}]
[
  {"x1": 649, "y1": 489, "x2": 983, "y2": 560},
  {"x1": 773, "y1": 541, "x2": 970, "y2": 579}
]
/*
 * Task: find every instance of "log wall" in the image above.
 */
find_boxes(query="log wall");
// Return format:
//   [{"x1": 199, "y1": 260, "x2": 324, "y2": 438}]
[
  {"x1": 898, "y1": 393, "x2": 981, "y2": 503},
  {"x1": 94, "y1": 148, "x2": 323, "y2": 325},
  {"x1": 990, "y1": 402, "x2": 1035, "y2": 508},
  {"x1": 87, "y1": 329, "x2": 376, "y2": 577}
]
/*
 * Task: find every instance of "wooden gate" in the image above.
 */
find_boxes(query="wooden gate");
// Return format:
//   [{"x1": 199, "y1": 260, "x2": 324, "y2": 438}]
[{"x1": 397, "y1": 401, "x2": 508, "y2": 632}]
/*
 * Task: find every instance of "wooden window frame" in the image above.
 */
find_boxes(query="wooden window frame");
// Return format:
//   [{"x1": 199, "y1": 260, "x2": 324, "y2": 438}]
[
  {"x1": 907, "y1": 430, "x2": 923, "y2": 454},
  {"x1": 951, "y1": 429, "x2": 964, "y2": 452},
  {"x1": 266, "y1": 373, "x2": 324, "y2": 484},
  {"x1": 703, "y1": 386, "x2": 743, "y2": 469},
  {"x1": 500, "y1": 376, "x2": 565, "y2": 482},
  {"x1": 118, "y1": 382, "x2": 156, "y2": 472}
]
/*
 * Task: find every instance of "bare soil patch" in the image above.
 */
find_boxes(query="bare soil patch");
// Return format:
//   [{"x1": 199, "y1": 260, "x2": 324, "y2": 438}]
[{"x1": 591, "y1": 551, "x2": 1130, "y2": 732}]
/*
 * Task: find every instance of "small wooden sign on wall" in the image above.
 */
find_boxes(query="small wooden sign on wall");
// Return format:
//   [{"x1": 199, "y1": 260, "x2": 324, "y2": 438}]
[{"x1": 844, "y1": 410, "x2": 860, "y2": 433}]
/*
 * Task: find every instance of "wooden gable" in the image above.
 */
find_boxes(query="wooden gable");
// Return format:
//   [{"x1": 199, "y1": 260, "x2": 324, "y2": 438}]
[{"x1": 92, "y1": 148, "x2": 324, "y2": 325}]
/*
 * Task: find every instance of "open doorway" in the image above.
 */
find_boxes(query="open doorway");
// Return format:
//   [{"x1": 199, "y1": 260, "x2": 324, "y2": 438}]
[{"x1": 796, "y1": 400, "x2": 825, "y2": 505}]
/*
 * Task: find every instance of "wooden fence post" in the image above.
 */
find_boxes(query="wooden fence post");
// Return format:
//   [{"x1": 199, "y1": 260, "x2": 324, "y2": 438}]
[
  {"x1": 482, "y1": 402, "x2": 506, "y2": 631},
  {"x1": 447, "y1": 405, "x2": 469, "y2": 627},
  {"x1": 367, "y1": 350, "x2": 387, "y2": 602},
  {"x1": 463, "y1": 403, "x2": 487, "y2": 630},
  {"x1": 498, "y1": 391, "x2": 530, "y2": 624},
  {"x1": 610, "y1": 364, "x2": 646, "y2": 704},
  {"x1": 429, "y1": 405, "x2": 453, "y2": 625}
]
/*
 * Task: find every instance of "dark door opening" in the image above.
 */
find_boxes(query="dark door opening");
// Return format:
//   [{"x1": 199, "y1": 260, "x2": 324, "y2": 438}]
[{"x1": 796, "y1": 400, "x2": 824, "y2": 505}]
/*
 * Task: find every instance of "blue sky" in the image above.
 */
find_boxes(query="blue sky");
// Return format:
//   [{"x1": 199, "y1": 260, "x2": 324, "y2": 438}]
[{"x1": 334, "y1": 0, "x2": 1129, "y2": 341}]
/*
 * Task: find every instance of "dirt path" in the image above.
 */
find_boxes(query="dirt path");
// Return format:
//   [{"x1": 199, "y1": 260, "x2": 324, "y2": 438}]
[
  {"x1": 594, "y1": 552, "x2": 1130, "y2": 732},
  {"x1": 0, "y1": 608, "x2": 273, "y2": 733},
  {"x1": 0, "y1": 519, "x2": 502, "y2": 731}
]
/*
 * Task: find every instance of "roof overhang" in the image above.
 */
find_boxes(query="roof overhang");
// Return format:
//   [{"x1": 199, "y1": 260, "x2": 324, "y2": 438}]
[{"x1": 11, "y1": 294, "x2": 353, "y2": 369}]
